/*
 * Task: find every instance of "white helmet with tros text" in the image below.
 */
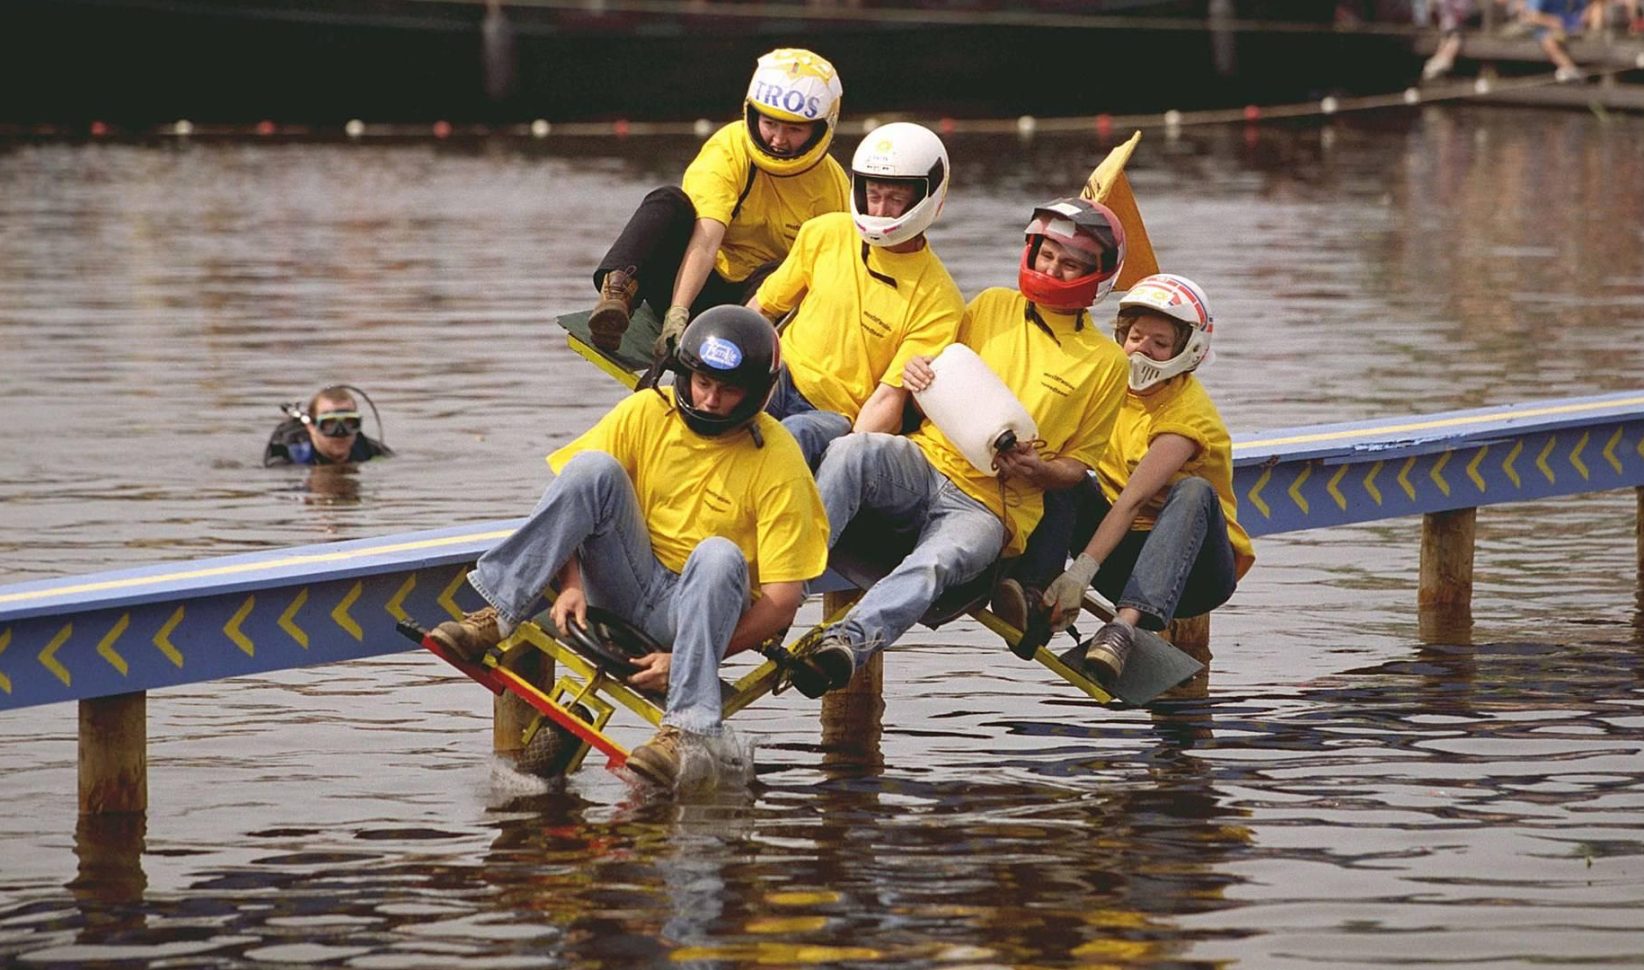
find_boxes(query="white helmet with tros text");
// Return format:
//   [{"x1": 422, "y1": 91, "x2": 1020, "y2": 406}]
[
  {"x1": 1115, "y1": 273, "x2": 1215, "y2": 392},
  {"x1": 850, "y1": 122, "x2": 949, "y2": 247},
  {"x1": 742, "y1": 48, "x2": 843, "y2": 177}
]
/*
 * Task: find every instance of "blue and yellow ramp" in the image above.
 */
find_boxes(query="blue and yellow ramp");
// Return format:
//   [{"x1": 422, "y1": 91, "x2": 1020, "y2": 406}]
[
  {"x1": 0, "y1": 521, "x2": 515, "y2": 710},
  {"x1": 1233, "y1": 390, "x2": 1644, "y2": 537}
]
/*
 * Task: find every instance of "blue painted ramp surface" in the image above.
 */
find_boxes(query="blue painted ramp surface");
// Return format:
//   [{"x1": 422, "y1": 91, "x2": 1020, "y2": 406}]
[
  {"x1": 0, "y1": 521, "x2": 519, "y2": 711},
  {"x1": 1232, "y1": 390, "x2": 1644, "y2": 537}
]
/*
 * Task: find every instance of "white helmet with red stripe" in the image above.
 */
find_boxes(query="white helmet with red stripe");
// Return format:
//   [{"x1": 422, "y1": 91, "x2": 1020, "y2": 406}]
[{"x1": 1115, "y1": 273, "x2": 1214, "y2": 391}]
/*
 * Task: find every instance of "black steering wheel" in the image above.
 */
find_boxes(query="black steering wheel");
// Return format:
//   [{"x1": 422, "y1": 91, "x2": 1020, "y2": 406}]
[{"x1": 537, "y1": 606, "x2": 667, "y2": 680}]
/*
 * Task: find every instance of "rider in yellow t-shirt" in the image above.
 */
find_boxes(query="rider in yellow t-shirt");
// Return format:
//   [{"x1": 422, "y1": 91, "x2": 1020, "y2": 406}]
[
  {"x1": 1027, "y1": 274, "x2": 1255, "y2": 686},
  {"x1": 587, "y1": 48, "x2": 849, "y2": 357},
  {"x1": 430, "y1": 307, "x2": 828, "y2": 789},
  {"x1": 752, "y1": 122, "x2": 965, "y2": 468},
  {"x1": 785, "y1": 198, "x2": 1131, "y2": 698}
]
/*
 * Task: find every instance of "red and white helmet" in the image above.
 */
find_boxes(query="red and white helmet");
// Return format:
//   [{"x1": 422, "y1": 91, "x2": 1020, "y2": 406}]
[
  {"x1": 1115, "y1": 273, "x2": 1215, "y2": 391},
  {"x1": 1017, "y1": 198, "x2": 1126, "y2": 311},
  {"x1": 850, "y1": 122, "x2": 949, "y2": 247},
  {"x1": 742, "y1": 48, "x2": 843, "y2": 177}
]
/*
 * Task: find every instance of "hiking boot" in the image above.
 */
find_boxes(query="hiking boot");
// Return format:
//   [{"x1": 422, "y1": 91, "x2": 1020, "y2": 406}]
[
  {"x1": 588, "y1": 266, "x2": 639, "y2": 353},
  {"x1": 428, "y1": 606, "x2": 507, "y2": 664},
  {"x1": 791, "y1": 636, "x2": 855, "y2": 699},
  {"x1": 1082, "y1": 619, "x2": 1135, "y2": 687},
  {"x1": 991, "y1": 578, "x2": 1029, "y2": 632},
  {"x1": 627, "y1": 724, "x2": 685, "y2": 787}
]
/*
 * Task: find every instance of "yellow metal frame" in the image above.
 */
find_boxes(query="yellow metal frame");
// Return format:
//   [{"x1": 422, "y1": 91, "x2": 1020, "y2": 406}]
[{"x1": 474, "y1": 603, "x2": 856, "y2": 771}]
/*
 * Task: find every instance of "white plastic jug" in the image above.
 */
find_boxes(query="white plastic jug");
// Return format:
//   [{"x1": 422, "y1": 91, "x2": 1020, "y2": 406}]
[{"x1": 912, "y1": 344, "x2": 1037, "y2": 476}]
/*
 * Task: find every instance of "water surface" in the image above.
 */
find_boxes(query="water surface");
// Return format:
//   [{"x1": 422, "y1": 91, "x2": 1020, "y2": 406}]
[{"x1": 2, "y1": 106, "x2": 1643, "y2": 967}]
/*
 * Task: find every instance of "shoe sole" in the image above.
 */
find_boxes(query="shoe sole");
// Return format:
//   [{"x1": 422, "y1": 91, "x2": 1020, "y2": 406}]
[
  {"x1": 625, "y1": 751, "x2": 677, "y2": 788},
  {"x1": 587, "y1": 305, "x2": 631, "y2": 352},
  {"x1": 428, "y1": 629, "x2": 487, "y2": 665},
  {"x1": 1083, "y1": 644, "x2": 1126, "y2": 686}
]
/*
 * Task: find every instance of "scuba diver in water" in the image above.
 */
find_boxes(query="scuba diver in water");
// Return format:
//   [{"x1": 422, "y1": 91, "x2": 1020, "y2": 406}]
[{"x1": 263, "y1": 385, "x2": 394, "y2": 467}]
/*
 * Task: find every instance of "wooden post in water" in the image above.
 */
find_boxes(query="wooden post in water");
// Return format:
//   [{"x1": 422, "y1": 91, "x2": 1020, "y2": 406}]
[
  {"x1": 78, "y1": 692, "x2": 146, "y2": 815},
  {"x1": 819, "y1": 590, "x2": 883, "y2": 767},
  {"x1": 1163, "y1": 614, "x2": 1212, "y2": 700},
  {"x1": 494, "y1": 651, "x2": 549, "y2": 756},
  {"x1": 1636, "y1": 487, "x2": 1643, "y2": 596},
  {"x1": 1419, "y1": 507, "x2": 1475, "y2": 639}
]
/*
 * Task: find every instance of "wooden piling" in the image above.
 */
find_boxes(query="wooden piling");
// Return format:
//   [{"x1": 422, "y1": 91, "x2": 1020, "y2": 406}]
[
  {"x1": 78, "y1": 692, "x2": 146, "y2": 815},
  {"x1": 1419, "y1": 507, "x2": 1476, "y2": 638},
  {"x1": 819, "y1": 590, "x2": 882, "y2": 768},
  {"x1": 1161, "y1": 614, "x2": 1212, "y2": 701},
  {"x1": 494, "y1": 651, "x2": 549, "y2": 756},
  {"x1": 1636, "y1": 487, "x2": 1643, "y2": 588}
]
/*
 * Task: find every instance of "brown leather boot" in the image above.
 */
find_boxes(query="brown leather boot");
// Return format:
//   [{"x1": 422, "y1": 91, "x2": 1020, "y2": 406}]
[{"x1": 588, "y1": 266, "x2": 639, "y2": 353}]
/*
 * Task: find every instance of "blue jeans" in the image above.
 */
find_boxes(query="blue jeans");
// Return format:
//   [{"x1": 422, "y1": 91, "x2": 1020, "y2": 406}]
[
  {"x1": 815, "y1": 433, "x2": 1006, "y2": 667},
  {"x1": 764, "y1": 364, "x2": 851, "y2": 471},
  {"x1": 1013, "y1": 475, "x2": 1237, "y2": 632},
  {"x1": 467, "y1": 452, "x2": 749, "y2": 735}
]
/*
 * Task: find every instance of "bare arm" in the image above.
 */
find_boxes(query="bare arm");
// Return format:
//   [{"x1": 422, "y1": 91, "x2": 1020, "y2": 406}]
[
  {"x1": 670, "y1": 218, "x2": 728, "y2": 311},
  {"x1": 1077, "y1": 433, "x2": 1199, "y2": 566},
  {"x1": 548, "y1": 553, "x2": 587, "y2": 631},
  {"x1": 853, "y1": 382, "x2": 909, "y2": 435},
  {"x1": 727, "y1": 581, "x2": 806, "y2": 655},
  {"x1": 993, "y1": 449, "x2": 1089, "y2": 491}
]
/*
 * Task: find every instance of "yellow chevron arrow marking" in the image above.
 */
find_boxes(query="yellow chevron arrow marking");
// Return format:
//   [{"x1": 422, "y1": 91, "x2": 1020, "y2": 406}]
[
  {"x1": 438, "y1": 568, "x2": 471, "y2": 620},
  {"x1": 386, "y1": 574, "x2": 416, "y2": 623},
  {"x1": 279, "y1": 589, "x2": 309, "y2": 649},
  {"x1": 1465, "y1": 446, "x2": 1488, "y2": 493},
  {"x1": 225, "y1": 596, "x2": 256, "y2": 657},
  {"x1": 332, "y1": 582, "x2": 364, "y2": 641},
  {"x1": 1428, "y1": 450, "x2": 1452, "y2": 497},
  {"x1": 1287, "y1": 463, "x2": 1312, "y2": 515},
  {"x1": 1326, "y1": 465, "x2": 1348, "y2": 511},
  {"x1": 1569, "y1": 431, "x2": 1590, "y2": 481},
  {"x1": 153, "y1": 606, "x2": 185, "y2": 667},
  {"x1": 1603, "y1": 427, "x2": 1623, "y2": 474},
  {"x1": 1397, "y1": 457, "x2": 1417, "y2": 500},
  {"x1": 1503, "y1": 440, "x2": 1523, "y2": 488},
  {"x1": 40, "y1": 624, "x2": 73, "y2": 686},
  {"x1": 0, "y1": 628, "x2": 12, "y2": 694},
  {"x1": 96, "y1": 613, "x2": 131, "y2": 676},
  {"x1": 1536, "y1": 435, "x2": 1557, "y2": 484},
  {"x1": 1363, "y1": 461, "x2": 1383, "y2": 506}
]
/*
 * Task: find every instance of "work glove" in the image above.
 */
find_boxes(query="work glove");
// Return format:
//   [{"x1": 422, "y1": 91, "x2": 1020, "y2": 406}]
[
  {"x1": 654, "y1": 304, "x2": 691, "y2": 358},
  {"x1": 1044, "y1": 553, "x2": 1099, "y2": 630}
]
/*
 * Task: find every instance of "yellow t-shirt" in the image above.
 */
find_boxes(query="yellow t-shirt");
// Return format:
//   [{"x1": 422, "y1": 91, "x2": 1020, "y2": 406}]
[
  {"x1": 757, "y1": 212, "x2": 965, "y2": 421},
  {"x1": 1096, "y1": 375, "x2": 1256, "y2": 579},
  {"x1": 681, "y1": 123, "x2": 849, "y2": 284},
  {"x1": 547, "y1": 391, "x2": 830, "y2": 588},
  {"x1": 911, "y1": 288, "x2": 1129, "y2": 556}
]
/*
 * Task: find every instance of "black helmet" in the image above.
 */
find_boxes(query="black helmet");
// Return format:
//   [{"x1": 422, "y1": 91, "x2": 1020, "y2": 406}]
[{"x1": 670, "y1": 305, "x2": 781, "y2": 439}]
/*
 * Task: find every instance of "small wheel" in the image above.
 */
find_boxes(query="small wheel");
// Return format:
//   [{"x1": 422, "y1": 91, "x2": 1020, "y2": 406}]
[{"x1": 516, "y1": 706, "x2": 591, "y2": 779}]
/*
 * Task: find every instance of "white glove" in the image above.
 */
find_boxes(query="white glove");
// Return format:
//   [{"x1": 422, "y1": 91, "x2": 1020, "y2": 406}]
[
  {"x1": 655, "y1": 305, "x2": 690, "y2": 357},
  {"x1": 1044, "y1": 554, "x2": 1098, "y2": 629}
]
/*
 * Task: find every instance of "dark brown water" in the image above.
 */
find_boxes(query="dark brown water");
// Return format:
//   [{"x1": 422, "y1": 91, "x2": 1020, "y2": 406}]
[{"x1": 3, "y1": 107, "x2": 1644, "y2": 967}]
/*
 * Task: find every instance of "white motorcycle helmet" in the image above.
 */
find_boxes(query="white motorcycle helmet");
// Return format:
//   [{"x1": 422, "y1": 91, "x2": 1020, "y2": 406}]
[
  {"x1": 849, "y1": 122, "x2": 949, "y2": 247},
  {"x1": 742, "y1": 48, "x2": 843, "y2": 177},
  {"x1": 1115, "y1": 273, "x2": 1215, "y2": 392}
]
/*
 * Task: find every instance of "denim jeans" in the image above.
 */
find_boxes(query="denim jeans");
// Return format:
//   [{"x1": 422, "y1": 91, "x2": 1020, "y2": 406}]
[
  {"x1": 1012, "y1": 475, "x2": 1237, "y2": 631},
  {"x1": 764, "y1": 363, "x2": 852, "y2": 470},
  {"x1": 815, "y1": 433, "x2": 1006, "y2": 667},
  {"x1": 467, "y1": 451, "x2": 749, "y2": 736}
]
